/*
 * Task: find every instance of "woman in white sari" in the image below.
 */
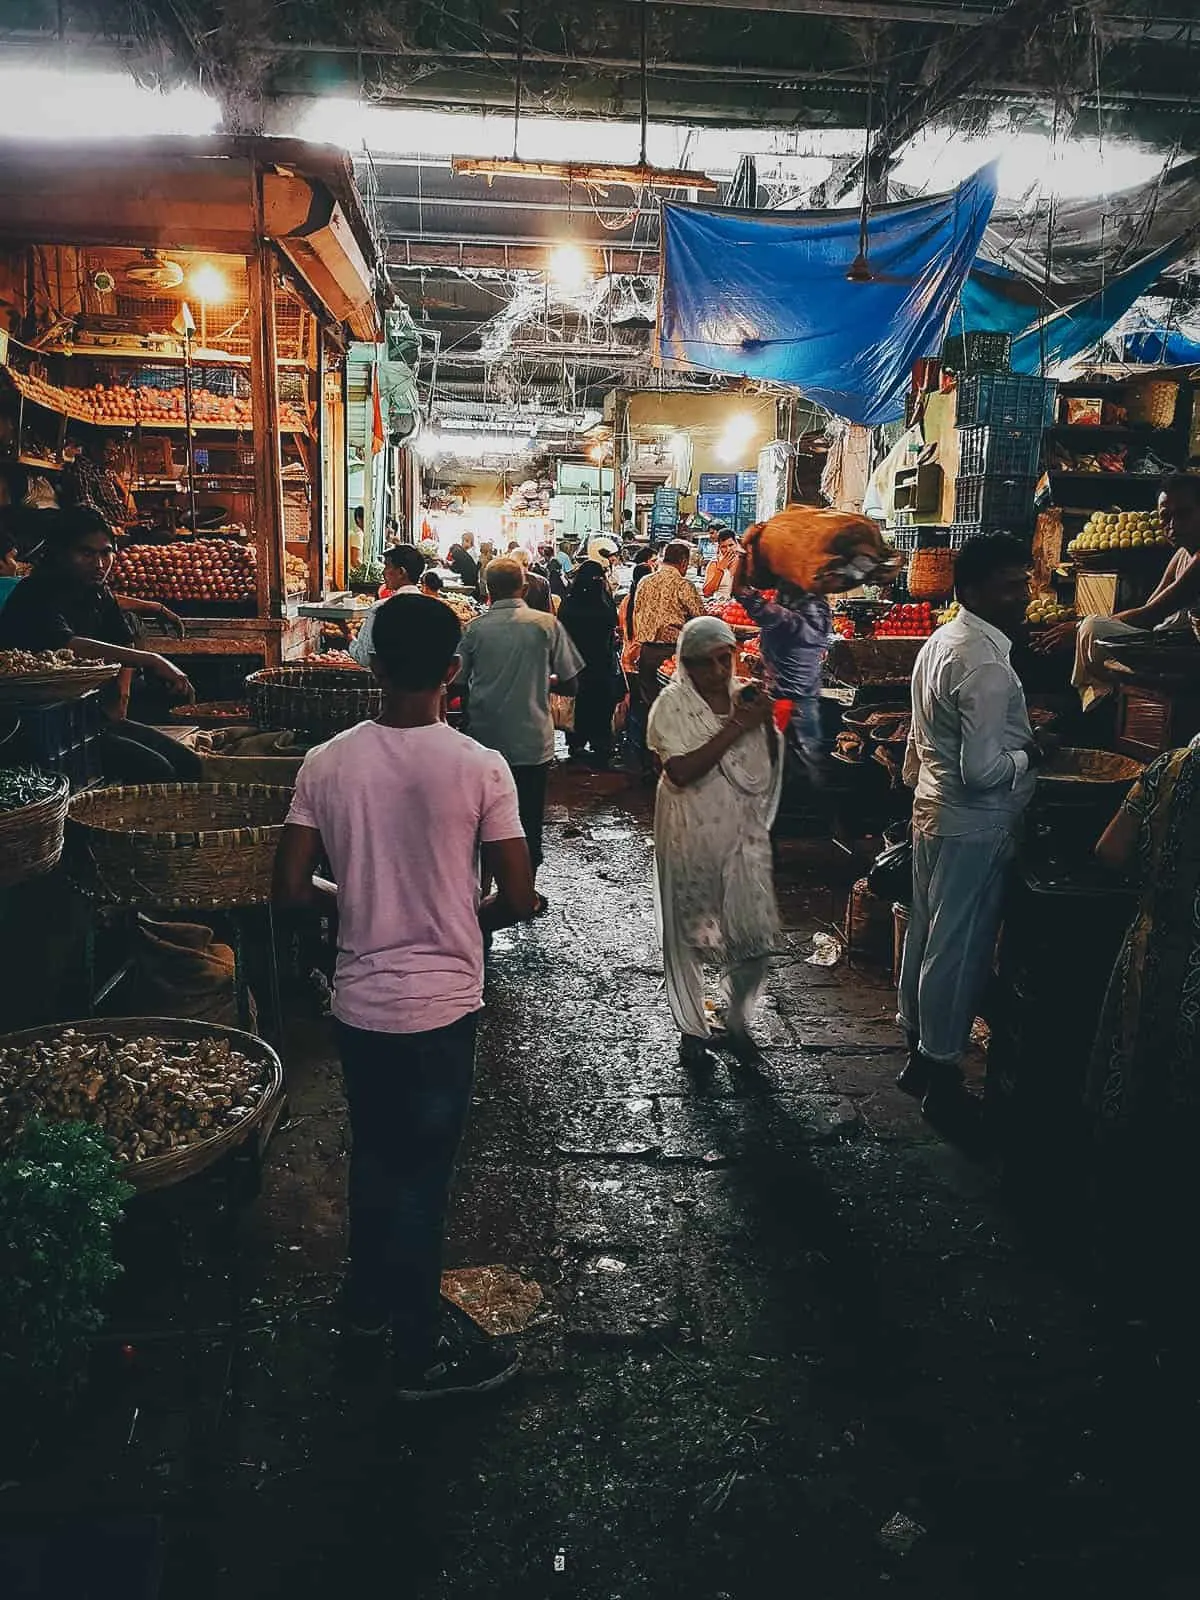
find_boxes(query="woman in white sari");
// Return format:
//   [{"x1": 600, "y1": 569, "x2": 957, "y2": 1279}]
[{"x1": 648, "y1": 616, "x2": 784, "y2": 1066}]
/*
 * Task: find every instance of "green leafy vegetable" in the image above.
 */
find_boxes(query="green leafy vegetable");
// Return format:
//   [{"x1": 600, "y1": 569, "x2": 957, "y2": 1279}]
[
  {"x1": 0, "y1": 767, "x2": 60, "y2": 813},
  {"x1": 0, "y1": 1119, "x2": 134, "y2": 1405}
]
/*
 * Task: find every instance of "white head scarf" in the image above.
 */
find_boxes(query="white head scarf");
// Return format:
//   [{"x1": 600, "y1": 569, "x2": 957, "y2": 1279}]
[
  {"x1": 677, "y1": 615, "x2": 737, "y2": 661},
  {"x1": 650, "y1": 615, "x2": 780, "y2": 802}
]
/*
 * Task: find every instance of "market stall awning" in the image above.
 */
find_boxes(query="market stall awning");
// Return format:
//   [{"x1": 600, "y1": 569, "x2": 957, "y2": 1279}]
[
  {"x1": 0, "y1": 136, "x2": 379, "y2": 341},
  {"x1": 656, "y1": 166, "x2": 997, "y2": 426}
]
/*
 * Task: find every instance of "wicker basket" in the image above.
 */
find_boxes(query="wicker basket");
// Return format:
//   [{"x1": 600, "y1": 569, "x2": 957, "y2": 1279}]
[
  {"x1": 0, "y1": 774, "x2": 70, "y2": 889},
  {"x1": 66, "y1": 783, "x2": 293, "y2": 908},
  {"x1": 0, "y1": 1016, "x2": 283, "y2": 1192},
  {"x1": 0, "y1": 664, "x2": 120, "y2": 707},
  {"x1": 1038, "y1": 748, "x2": 1143, "y2": 785},
  {"x1": 908, "y1": 546, "x2": 956, "y2": 599},
  {"x1": 246, "y1": 665, "x2": 380, "y2": 740},
  {"x1": 167, "y1": 701, "x2": 252, "y2": 728},
  {"x1": 1126, "y1": 379, "x2": 1179, "y2": 429}
]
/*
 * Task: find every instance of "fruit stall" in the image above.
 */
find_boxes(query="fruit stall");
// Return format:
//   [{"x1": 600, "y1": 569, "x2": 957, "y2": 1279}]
[{"x1": 0, "y1": 137, "x2": 380, "y2": 689}]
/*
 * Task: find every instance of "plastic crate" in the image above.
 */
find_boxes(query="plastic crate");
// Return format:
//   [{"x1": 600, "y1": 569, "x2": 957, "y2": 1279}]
[
  {"x1": 957, "y1": 425, "x2": 1043, "y2": 479},
  {"x1": 953, "y1": 474, "x2": 1037, "y2": 530},
  {"x1": 946, "y1": 522, "x2": 1034, "y2": 551},
  {"x1": 698, "y1": 472, "x2": 738, "y2": 495},
  {"x1": 697, "y1": 492, "x2": 737, "y2": 518},
  {"x1": 887, "y1": 525, "x2": 950, "y2": 553},
  {"x1": 942, "y1": 330, "x2": 1012, "y2": 373},
  {"x1": 737, "y1": 471, "x2": 758, "y2": 496},
  {"x1": 956, "y1": 372, "x2": 1057, "y2": 430},
  {"x1": 1, "y1": 690, "x2": 104, "y2": 790}
]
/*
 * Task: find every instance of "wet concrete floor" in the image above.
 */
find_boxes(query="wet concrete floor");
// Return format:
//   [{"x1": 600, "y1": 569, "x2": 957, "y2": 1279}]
[{"x1": 4, "y1": 763, "x2": 1195, "y2": 1599}]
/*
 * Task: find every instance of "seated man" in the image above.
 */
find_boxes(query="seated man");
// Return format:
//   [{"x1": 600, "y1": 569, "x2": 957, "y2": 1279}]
[
  {"x1": 351, "y1": 544, "x2": 424, "y2": 664},
  {"x1": 1036, "y1": 476, "x2": 1200, "y2": 707}
]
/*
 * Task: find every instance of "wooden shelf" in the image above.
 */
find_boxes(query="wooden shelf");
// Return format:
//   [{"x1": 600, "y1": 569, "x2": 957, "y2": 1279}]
[
  {"x1": 1046, "y1": 423, "x2": 1180, "y2": 437},
  {"x1": 42, "y1": 347, "x2": 309, "y2": 371},
  {"x1": 1048, "y1": 472, "x2": 1164, "y2": 484},
  {"x1": 0, "y1": 453, "x2": 62, "y2": 472},
  {"x1": 3, "y1": 374, "x2": 307, "y2": 434}
]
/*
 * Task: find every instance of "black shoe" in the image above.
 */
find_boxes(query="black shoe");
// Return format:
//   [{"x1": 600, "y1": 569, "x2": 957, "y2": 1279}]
[
  {"x1": 439, "y1": 1294, "x2": 490, "y2": 1349},
  {"x1": 921, "y1": 1074, "x2": 990, "y2": 1155},
  {"x1": 680, "y1": 1033, "x2": 719, "y2": 1066},
  {"x1": 897, "y1": 1053, "x2": 934, "y2": 1097},
  {"x1": 394, "y1": 1336, "x2": 522, "y2": 1402},
  {"x1": 724, "y1": 1027, "x2": 763, "y2": 1068}
]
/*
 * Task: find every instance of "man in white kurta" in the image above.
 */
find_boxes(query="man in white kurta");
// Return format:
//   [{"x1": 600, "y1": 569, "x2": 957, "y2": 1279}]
[{"x1": 899, "y1": 534, "x2": 1046, "y2": 1133}]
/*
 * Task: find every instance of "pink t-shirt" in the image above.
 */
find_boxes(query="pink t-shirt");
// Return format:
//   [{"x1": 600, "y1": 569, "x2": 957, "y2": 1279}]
[{"x1": 286, "y1": 720, "x2": 524, "y2": 1034}]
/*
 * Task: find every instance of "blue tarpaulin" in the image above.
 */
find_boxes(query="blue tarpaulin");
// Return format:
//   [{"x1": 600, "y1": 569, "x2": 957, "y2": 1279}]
[
  {"x1": 955, "y1": 259, "x2": 1050, "y2": 338},
  {"x1": 1009, "y1": 239, "x2": 1186, "y2": 374},
  {"x1": 657, "y1": 166, "x2": 998, "y2": 426},
  {"x1": 1123, "y1": 328, "x2": 1200, "y2": 365}
]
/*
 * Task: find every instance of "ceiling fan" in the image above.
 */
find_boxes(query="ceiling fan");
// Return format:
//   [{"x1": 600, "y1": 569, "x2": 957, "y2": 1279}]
[
  {"x1": 122, "y1": 249, "x2": 185, "y2": 292},
  {"x1": 844, "y1": 80, "x2": 913, "y2": 287}
]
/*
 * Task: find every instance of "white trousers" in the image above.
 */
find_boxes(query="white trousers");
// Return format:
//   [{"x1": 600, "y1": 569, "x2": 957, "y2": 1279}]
[
  {"x1": 898, "y1": 827, "x2": 1015, "y2": 1066},
  {"x1": 1072, "y1": 615, "x2": 1155, "y2": 709},
  {"x1": 664, "y1": 938, "x2": 770, "y2": 1041}
]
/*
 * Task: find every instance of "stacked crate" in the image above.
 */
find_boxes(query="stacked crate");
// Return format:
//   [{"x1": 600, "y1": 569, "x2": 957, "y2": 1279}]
[{"x1": 951, "y1": 367, "x2": 1057, "y2": 541}]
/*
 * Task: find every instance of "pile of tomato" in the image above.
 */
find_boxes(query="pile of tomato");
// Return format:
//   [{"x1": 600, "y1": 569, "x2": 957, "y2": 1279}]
[
  {"x1": 708, "y1": 598, "x2": 755, "y2": 627},
  {"x1": 873, "y1": 602, "x2": 933, "y2": 638}
]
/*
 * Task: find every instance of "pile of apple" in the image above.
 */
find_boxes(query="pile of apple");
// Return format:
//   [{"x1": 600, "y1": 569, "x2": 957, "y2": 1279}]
[
  {"x1": 111, "y1": 537, "x2": 257, "y2": 603},
  {"x1": 874, "y1": 601, "x2": 933, "y2": 637},
  {"x1": 1068, "y1": 509, "x2": 1170, "y2": 556}
]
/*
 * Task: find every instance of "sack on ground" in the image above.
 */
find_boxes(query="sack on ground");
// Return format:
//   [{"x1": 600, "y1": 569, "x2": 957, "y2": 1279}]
[{"x1": 130, "y1": 915, "x2": 255, "y2": 1029}]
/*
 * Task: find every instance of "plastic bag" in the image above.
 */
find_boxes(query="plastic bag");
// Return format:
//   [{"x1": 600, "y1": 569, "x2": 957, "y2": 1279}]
[
  {"x1": 550, "y1": 692, "x2": 576, "y2": 732},
  {"x1": 868, "y1": 824, "x2": 912, "y2": 903}
]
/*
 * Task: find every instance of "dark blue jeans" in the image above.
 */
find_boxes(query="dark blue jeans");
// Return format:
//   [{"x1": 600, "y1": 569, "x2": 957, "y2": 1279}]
[{"x1": 336, "y1": 1011, "x2": 478, "y2": 1361}]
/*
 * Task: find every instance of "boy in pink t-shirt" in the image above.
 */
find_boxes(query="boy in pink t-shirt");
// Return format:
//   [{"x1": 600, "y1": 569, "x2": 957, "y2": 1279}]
[{"x1": 274, "y1": 594, "x2": 536, "y2": 1401}]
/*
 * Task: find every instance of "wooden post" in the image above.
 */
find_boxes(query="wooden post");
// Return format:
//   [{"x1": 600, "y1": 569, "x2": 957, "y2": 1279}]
[
  {"x1": 248, "y1": 170, "x2": 286, "y2": 620},
  {"x1": 341, "y1": 359, "x2": 352, "y2": 581},
  {"x1": 312, "y1": 329, "x2": 326, "y2": 597}
]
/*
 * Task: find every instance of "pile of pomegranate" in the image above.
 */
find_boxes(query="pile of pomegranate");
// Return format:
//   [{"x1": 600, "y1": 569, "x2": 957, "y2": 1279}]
[{"x1": 110, "y1": 538, "x2": 257, "y2": 603}]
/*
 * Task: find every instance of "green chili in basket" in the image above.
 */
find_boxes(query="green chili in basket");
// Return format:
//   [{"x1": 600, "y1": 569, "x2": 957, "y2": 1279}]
[{"x1": 0, "y1": 768, "x2": 60, "y2": 813}]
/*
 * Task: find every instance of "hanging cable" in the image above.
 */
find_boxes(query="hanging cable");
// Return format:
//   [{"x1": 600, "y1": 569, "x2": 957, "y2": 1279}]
[
  {"x1": 512, "y1": 0, "x2": 525, "y2": 162},
  {"x1": 639, "y1": 0, "x2": 649, "y2": 169}
]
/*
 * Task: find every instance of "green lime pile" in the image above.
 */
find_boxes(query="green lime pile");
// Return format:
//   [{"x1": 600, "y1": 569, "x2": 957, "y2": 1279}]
[{"x1": 1026, "y1": 596, "x2": 1074, "y2": 625}]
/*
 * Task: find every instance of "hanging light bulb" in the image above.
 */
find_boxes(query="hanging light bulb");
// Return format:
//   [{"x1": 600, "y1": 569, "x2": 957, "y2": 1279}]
[
  {"x1": 190, "y1": 262, "x2": 228, "y2": 303},
  {"x1": 548, "y1": 243, "x2": 590, "y2": 292}
]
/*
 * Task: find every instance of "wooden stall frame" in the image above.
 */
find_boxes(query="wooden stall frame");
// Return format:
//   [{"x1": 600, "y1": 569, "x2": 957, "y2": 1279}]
[{"x1": 0, "y1": 138, "x2": 380, "y2": 671}]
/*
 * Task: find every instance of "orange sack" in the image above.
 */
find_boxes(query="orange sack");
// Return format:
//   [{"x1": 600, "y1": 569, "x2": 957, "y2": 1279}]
[{"x1": 744, "y1": 505, "x2": 902, "y2": 594}]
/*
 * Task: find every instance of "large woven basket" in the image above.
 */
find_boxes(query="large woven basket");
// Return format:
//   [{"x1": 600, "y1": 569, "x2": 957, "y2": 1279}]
[
  {"x1": 1038, "y1": 748, "x2": 1143, "y2": 784},
  {"x1": 1127, "y1": 379, "x2": 1179, "y2": 428},
  {"x1": 247, "y1": 665, "x2": 380, "y2": 740},
  {"x1": 0, "y1": 774, "x2": 70, "y2": 889},
  {"x1": 66, "y1": 783, "x2": 293, "y2": 908},
  {"x1": 0, "y1": 1017, "x2": 283, "y2": 1192},
  {"x1": 0, "y1": 664, "x2": 120, "y2": 707},
  {"x1": 908, "y1": 546, "x2": 956, "y2": 600}
]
